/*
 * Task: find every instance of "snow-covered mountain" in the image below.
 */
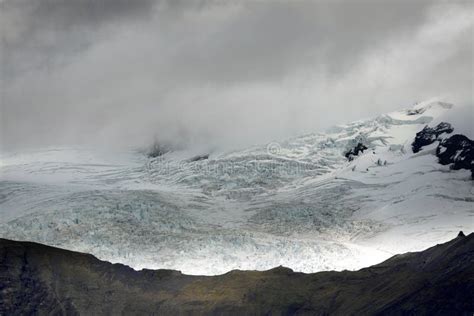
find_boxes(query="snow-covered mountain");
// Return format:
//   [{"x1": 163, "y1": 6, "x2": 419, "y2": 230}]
[{"x1": 0, "y1": 100, "x2": 472, "y2": 275}]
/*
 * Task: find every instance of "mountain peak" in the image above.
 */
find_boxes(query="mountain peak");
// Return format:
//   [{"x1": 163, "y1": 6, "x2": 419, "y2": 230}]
[{"x1": 412, "y1": 99, "x2": 454, "y2": 111}]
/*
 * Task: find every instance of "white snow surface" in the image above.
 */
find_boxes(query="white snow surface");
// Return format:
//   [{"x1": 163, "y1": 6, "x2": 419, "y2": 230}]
[{"x1": 1, "y1": 100, "x2": 473, "y2": 275}]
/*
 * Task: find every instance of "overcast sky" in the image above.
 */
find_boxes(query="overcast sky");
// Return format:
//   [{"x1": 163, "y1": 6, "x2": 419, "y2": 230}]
[{"x1": 1, "y1": 0, "x2": 472, "y2": 151}]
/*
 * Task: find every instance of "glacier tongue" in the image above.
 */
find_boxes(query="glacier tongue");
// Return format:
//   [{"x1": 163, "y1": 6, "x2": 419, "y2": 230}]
[{"x1": 0, "y1": 101, "x2": 472, "y2": 275}]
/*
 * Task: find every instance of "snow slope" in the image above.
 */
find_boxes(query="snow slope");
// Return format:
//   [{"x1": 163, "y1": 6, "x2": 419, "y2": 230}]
[{"x1": 0, "y1": 100, "x2": 472, "y2": 275}]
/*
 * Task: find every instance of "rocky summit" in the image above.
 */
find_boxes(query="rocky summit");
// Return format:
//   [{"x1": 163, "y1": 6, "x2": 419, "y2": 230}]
[
  {"x1": 411, "y1": 122, "x2": 454, "y2": 153},
  {"x1": 436, "y1": 134, "x2": 474, "y2": 178},
  {"x1": 1, "y1": 233, "x2": 473, "y2": 315}
]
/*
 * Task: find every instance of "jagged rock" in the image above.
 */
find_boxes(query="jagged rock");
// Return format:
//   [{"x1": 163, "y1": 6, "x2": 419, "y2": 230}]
[
  {"x1": 436, "y1": 134, "x2": 474, "y2": 179},
  {"x1": 412, "y1": 122, "x2": 454, "y2": 153},
  {"x1": 345, "y1": 143, "x2": 368, "y2": 161}
]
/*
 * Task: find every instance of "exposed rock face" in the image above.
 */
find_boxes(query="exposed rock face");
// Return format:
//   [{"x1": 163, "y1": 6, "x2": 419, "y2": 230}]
[
  {"x1": 436, "y1": 134, "x2": 474, "y2": 179},
  {"x1": 406, "y1": 108, "x2": 424, "y2": 116},
  {"x1": 188, "y1": 154, "x2": 209, "y2": 162},
  {"x1": 344, "y1": 142, "x2": 368, "y2": 161},
  {"x1": 412, "y1": 122, "x2": 454, "y2": 153},
  {"x1": 147, "y1": 141, "x2": 172, "y2": 158},
  {"x1": 1, "y1": 234, "x2": 473, "y2": 315}
]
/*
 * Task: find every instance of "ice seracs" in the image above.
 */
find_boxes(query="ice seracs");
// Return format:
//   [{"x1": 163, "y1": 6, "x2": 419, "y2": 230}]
[{"x1": 0, "y1": 100, "x2": 472, "y2": 275}]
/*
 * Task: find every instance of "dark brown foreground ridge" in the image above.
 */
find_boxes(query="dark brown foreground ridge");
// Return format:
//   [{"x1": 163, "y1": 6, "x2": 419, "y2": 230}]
[{"x1": 1, "y1": 232, "x2": 473, "y2": 315}]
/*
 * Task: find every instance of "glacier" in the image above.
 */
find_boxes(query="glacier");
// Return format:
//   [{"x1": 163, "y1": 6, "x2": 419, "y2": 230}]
[{"x1": 0, "y1": 100, "x2": 472, "y2": 275}]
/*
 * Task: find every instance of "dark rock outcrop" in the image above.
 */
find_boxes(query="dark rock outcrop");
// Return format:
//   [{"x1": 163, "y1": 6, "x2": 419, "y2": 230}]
[
  {"x1": 188, "y1": 154, "x2": 209, "y2": 162},
  {"x1": 436, "y1": 134, "x2": 474, "y2": 179},
  {"x1": 412, "y1": 122, "x2": 454, "y2": 153},
  {"x1": 344, "y1": 143, "x2": 368, "y2": 161},
  {"x1": 147, "y1": 142, "x2": 172, "y2": 158},
  {"x1": 406, "y1": 108, "x2": 424, "y2": 116},
  {"x1": 1, "y1": 233, "x2": 473, "y2": 315}
]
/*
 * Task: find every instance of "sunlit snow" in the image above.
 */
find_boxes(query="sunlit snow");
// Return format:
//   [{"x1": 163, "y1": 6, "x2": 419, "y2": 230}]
[{"x1": 0, "y1": 100, "x2": 472, "y2": 275}]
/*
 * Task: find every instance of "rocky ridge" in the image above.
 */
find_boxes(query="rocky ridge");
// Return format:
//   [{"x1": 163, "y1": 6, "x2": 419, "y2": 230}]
[{"x1": 0, "y1": 233, "x2": 473, "y2": 315}]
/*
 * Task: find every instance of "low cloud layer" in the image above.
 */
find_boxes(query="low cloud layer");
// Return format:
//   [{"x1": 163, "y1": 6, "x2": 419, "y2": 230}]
[{"x1": 1, "y1": 0, "x2": 472, "y2": 151}]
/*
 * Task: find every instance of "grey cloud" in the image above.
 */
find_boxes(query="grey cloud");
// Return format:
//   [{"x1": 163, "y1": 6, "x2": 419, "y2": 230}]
[
  {"x1": 163, "y1": 0, "x2": 440, "y2": 84},
  {"x1": 1, "y1": 0, "x2": 157, "y2": 77},
  {"x1": 1, "y1": 0, "x2": 472, "y2": 151},
  {"x1": 1, "y1": 0, "x2": 438, "y2": 82}
]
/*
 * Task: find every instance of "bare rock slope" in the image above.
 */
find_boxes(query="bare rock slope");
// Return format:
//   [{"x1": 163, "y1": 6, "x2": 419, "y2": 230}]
[{"x1": 1, "y1": 232, "x2": 473, "y2": 315}]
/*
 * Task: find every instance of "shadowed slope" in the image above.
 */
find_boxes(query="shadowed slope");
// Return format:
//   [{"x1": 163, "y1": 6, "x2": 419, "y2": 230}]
[{"x1": 1, "y1": 233, "x2": 473, "y2": 315}]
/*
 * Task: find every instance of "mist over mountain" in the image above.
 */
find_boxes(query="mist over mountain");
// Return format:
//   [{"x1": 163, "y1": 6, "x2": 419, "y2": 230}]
[
  {"x1": 1, "y1": 1, "x2": 473, "y2": 313},
  {"x1": 1, "y1": 100, "x2": 472, "y2": 275},
  {"x1": 1, "y1": 0, "x2": 472, "y2": 151}
]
